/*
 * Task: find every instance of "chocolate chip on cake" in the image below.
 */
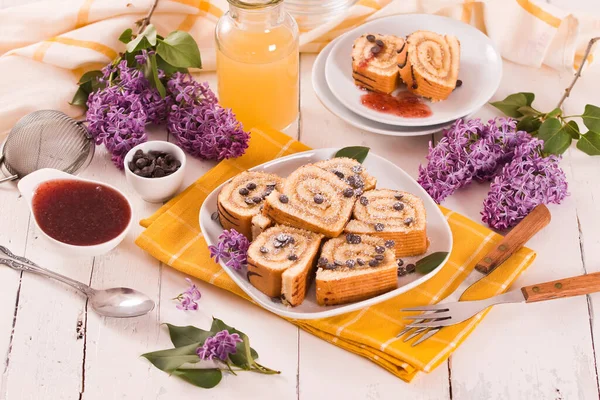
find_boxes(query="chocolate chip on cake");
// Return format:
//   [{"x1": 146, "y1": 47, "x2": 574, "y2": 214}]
[
  {"x1": 406, "y1": 263, "x2": 416, "y2": 273},
  {"x1": 371, "y1": 45, "x2": 381, "y2": 55},
  {"x1": 393, "y1": 202, "x2": 404, "y2": 211},
  {"x1": 334, "y1": 260, "x2": 344, "y2": 266},
  {"x1": 397, "y1": 259, "x2": 404, "y2": 267},
  {"x1": 239, "y1": 187, "x2": 249, "y2": 196},
  {"x1": 324, "y1": 263, "x2": 337, "y2": 270},
  {"x1": 375, "y1": 39, "x2": 384, "y2": 47},
  {"x1": 244, "y1": 198, "x2": 254, "y2": 205},
  {"x1": 366, "y1": 34, "x2": 376, "y2": 42},
  {"x1": 374, "y1": 254, "x2": 384, "y2": 261},
  {"x1": 360, "y1": 196, "x2": 369, "y2": 206},
  {"x1": 252, "y1": 196, "x2": 262, "y2": 204},
  {"x1": 314, "y1": 194, "x2": 324, "y2": 204},
  {"x1": 374, "y1": 223, "x2": 385, "y2": 232},
  {"x1": 318, "y1": 257, "x2": 328, "y2": 266},
  {"x1": 333, "y1": 170, "x2": 345, "y2": 179},
  {"x1": 260, "y1": 246, "x2": 269, "y2": 254},
  {"x1": 385, "y1": 240, "x2": 395, "y2": 248},
  {"x1": 346, "y1": 259, "x2": 356, "y2": 268},
  {"x1": 343, "y1": 188, "x2": 354, "y2": 198},
  {"x1": 354, "y1": 188, "x2": 364, "y2": 197},
  {"x1": 352, "y1": 165, "x2": 363, "y2": 173},
  {"x1": 369, "y1": 259, "x2": 380, "y2": 267},
  {"x1": 246, "y1": 182, "x2": 257, "y2": 190},
  {"x1": 346, "y1": 233, "x2": 361, "y2": 245},
  {"x1": 357, "y1": 258, "x2": 365, "y2": 266},
  {"x1": 276, "y1": 234, "x2": 290, "y2": 243},
  {"x1": 375, "y1": 245, "x2": 385, "y2": 254},
  {"x1": 404, "y1": 217, "x2": 413, "y2": 225},
  {"x1": 394, "y1": 193, "x2": 404, "y2": 200},
  {"x1": 288, "y1": 254, "x2": 298, "y2": 261},
  {"x1": 279, "y1": 194, "x2": 289, "y2": 203}
]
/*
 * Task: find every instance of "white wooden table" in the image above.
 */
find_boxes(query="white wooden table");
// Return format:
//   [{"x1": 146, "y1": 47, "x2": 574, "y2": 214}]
[{"x1": 2, "y1": 0, "x2": 600, "y2": 399}]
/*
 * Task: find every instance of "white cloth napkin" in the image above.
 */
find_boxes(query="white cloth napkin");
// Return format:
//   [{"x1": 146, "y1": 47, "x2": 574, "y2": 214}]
[{"x1": 0, "y1": 0, "x2": 598, "y2": 137}]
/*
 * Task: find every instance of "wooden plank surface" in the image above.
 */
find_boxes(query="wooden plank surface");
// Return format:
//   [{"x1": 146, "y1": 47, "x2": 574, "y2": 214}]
[{"x1": 1, "y1": 0, "x2": 600, "y2": 399}]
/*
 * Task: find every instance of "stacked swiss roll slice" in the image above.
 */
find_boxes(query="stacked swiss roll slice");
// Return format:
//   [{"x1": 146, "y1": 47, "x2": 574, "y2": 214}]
[
  {"x1": 352, "y1": 30, "x2": 460, "y2": 102},
  {"x1": 217, "y1": 156, "x2": 430, "y2": 307}
]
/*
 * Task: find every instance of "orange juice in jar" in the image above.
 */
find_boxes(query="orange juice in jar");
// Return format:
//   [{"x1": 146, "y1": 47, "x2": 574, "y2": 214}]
[{"x1": 216, "y1": 0, "x2": 299, "y2": 131}]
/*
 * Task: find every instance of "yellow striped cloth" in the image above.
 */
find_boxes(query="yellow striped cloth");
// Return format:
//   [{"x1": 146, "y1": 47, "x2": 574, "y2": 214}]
[
  {"x1": 0, "y1": 0, "x2": 599, "y2": 137},
  {"x1": 135, "y1": 126, "x2": 536, "y2": 382}
]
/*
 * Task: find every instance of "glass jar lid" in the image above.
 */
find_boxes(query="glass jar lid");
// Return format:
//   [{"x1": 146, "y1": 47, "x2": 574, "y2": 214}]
[{"x1": 227, "y1": 0, "x2": 282, "y2": 9}]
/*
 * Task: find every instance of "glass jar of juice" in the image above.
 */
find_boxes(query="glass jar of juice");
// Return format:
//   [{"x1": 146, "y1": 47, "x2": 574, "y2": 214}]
[{"x1": 215, "y1": 0, "x2": 299, "y2": 131}]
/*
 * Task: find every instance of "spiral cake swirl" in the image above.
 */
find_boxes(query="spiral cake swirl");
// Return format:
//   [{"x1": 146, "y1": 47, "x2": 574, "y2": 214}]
[
  {"x1": 398, "y1": 30, "x2": 460, "y2": 101},
  {"x1": 352, "y1": 33, "x2": 406, "y2": 94},
  {"x1": 217, "y1": 171, "x2": 284, "y2": 239},
  {"x1": 263, "y1": 165, "x2": 357, "y2": 237},
  {"x1": 247, "y1": 225, "x2": 324, "y2": 306},
  {"x1": 316, "y1": 234, "x2": 397, "y2": 306},
  {"x1": 313, "y1": 157, "x2": 377, "y2": 193},
  {"x1": 345, "y1": 189, "x2": 428, "y2": 257}
]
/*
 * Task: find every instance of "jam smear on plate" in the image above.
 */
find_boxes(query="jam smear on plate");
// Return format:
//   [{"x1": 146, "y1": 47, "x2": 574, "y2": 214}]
[
  {"x1": 360, "y1": 91, "x2": 432, "y2": 118},
  {"x1": 32, "y1": 179, "x2": 131, "y2": 246}
]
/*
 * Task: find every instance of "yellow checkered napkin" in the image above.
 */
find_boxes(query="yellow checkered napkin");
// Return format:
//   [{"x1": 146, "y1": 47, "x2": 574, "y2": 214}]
[{"x1": 135, "y1": 126, "x2": 536, "y2": 382}]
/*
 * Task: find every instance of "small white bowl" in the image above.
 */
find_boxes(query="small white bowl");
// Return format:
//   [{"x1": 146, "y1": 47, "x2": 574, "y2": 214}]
[
  {"x1": 17, "y1": 169, "x2": 133, "y2": 257},
  {"x1": 124, "y1": 141, "x2": 186, "y2": 203}
]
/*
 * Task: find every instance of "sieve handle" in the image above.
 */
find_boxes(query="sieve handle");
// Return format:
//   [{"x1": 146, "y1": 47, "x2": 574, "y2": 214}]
[{"x1": 0, "y1": 155, "x2": 18, "y2": 184}]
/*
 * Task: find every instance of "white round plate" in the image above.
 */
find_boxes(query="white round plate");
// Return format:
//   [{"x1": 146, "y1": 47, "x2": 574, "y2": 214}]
[
  {"x1": 325, "y1": 14, "x2": 502, "y2": 127},
  {"x1": 199, "y1": 148, "x2": 453, "y2": 320},
  {"x1": 313, "y1": 37, "x2": 463, "y2": 136}
]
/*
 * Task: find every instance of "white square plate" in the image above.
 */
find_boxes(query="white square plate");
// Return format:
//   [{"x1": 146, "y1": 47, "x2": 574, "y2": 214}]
[
  {"x1": 325, "y1": 14, "x2": 502, "y2": 127},
  {"x1": 199, "y1": 149, "x2": 453, "y2": 320}
]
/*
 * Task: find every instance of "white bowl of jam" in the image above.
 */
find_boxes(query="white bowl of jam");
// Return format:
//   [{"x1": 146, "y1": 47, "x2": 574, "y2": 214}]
[{"x1": 18, "y1": 169, "x2": 133, "y2": 257}]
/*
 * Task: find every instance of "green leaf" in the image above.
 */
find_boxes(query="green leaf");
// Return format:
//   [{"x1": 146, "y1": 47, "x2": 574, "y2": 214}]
[
  {"x1": 141, "y1": 342, "x2": 201, "y2": 373},
  {"x1": 564, "y1": 120, "x2": 580, "y2": 139},
  {"x1": 143, "y1": 53, "x2": 166, "y2": 97},
  {"x1": 156, "y1": 31, "x2": 202, "y2": 69},
  {"x1": 490, "y1": 93, "x2": 534, "y2": 118},
  {"x1": 416, "y1": 252, "x2": 449, "y2": 274},
  {"x1": 77, "y1": 70, "x2": 102, "y2": 85},
  {"x1": 172, "y1": 369, "x2": 222, "y2": 388},
  {"x1": 165, "y1": 324, "x2": 214, "y2": 348},
  {"x1": 119, "y1": 28, "x2": 133, "y2": 44},
  {"x1": 211, "y1": 318, "x2": 255, "y2": 369},
  {"x1": 577, "y1": 131, "x2": 600, "y2": 155},
  {"x1": 545, "y1": 108, "x2": 561, "y2": 119},
  {"x1": 70, "y1": 86, "x2": 90, "y2": 108},
  {"x1": 334, "y1": 146, "x2": 370, "y2": 163},
  {"x1": 156, "y1": 54, "x2": 188, "y2": 75},
  {"x1": 538, "y1": 118, "x2": 572, "y2": 155},
  {"x1": 582, "y1": 104, "x2": 600, "y2": 132},
  {"x1": 516, "y1": 115, "x2": 542, "y2": 133},
  {"x1": 126, "y1": 24, "x2": 157, "y2": 53},
  {"x1": 516, "y1": 106, "x2": 539, "y2": 117}
]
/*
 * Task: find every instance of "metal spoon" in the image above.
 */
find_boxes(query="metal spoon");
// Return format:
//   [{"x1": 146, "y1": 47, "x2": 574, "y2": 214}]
[{"x1": 0, "y1": 245, "x2": 155, "y2": 318}]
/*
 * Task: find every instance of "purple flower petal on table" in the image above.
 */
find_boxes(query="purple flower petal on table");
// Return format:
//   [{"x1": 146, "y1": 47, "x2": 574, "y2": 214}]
[{"x1": 196, "y1": 330, "x2": 242, "y2": 361}]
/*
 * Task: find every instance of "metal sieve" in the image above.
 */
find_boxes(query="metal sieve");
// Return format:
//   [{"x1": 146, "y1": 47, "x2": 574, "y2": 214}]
[{"x1": 0, "y1": 110, "x2": 95, "y2": 184}]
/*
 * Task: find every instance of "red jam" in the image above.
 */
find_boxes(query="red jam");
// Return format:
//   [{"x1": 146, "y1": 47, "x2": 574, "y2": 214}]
[
  {"x1": 32, "y1": 179, "x2": 131, "y2": 246},
  {"x1": 361, "y1": 91, "x2": 432, "y2": 118}
]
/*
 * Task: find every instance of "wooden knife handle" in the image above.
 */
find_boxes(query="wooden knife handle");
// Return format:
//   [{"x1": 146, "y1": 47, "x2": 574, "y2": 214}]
[
  {"x1": 522, "y1": 272, "x2": 600, "y2": 303},
  {"x1": 475, "y1": 204, "x2": 551, "y2": 273}
]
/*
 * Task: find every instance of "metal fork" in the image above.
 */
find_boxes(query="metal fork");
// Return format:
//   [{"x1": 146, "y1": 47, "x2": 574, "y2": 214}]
[
  {"x1": 397, "y1": 204, "x2": 551, "y2": 346},
  {"x1": 403, "y1": 272, "x2": 600, "y2": 328}
]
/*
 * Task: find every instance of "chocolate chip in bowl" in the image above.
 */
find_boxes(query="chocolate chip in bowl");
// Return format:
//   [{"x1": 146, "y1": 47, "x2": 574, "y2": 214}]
[{"x1": 124, "y1": 141, "x2": 186, "y2": 203}]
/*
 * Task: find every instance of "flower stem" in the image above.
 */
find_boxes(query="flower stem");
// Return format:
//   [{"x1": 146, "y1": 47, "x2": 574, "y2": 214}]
[
  {"x1": 137, "y1": 0, "x2": 160, "y2": 34},
  {"x1": 556, "y1": 36, "x2": 600, "y2": 110}
]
